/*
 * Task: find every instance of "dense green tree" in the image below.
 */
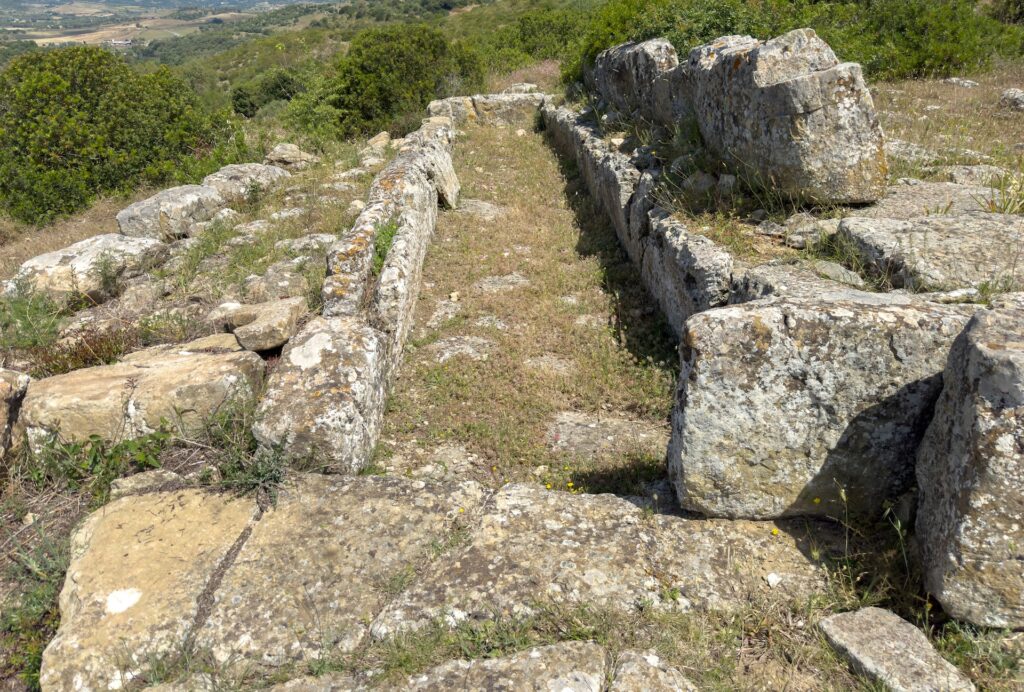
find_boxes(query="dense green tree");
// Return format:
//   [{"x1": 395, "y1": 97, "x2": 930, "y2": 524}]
[
  {"x1": 290, "y1": 24, "x2": 484, "y2": 138},
  {"x1": 0, "y1": 46, "x2": 229, "y2": 224}
]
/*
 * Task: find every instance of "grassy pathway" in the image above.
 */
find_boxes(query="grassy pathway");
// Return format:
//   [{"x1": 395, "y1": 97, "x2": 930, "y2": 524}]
[{"x1": 377, "y1": 124, "x2": 678, "y2": 497}]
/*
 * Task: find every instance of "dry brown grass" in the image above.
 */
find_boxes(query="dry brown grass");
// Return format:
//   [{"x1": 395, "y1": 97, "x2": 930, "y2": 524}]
[
  {"x1": 486, "y1": 59, "x2": 562, "y2": 93},
  {"x1": 378, "y1": 124, "x2": 677, "y2": 494},
  {"x1": 874, "y1": 59, "x2": 1024, "y2": 174},
  {"x1": 0, "y1": 189, "x2": 153, "y2": 280}
]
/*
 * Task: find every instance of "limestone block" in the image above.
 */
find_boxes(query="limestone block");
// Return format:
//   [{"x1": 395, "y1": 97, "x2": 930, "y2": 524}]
[
  {"x1": 916, "y1": 308, "x2": 1024, "y2": 629},
  {"x1": 8, "y1": 233, "x2": 167, "y2": 301},
  {"x1": 668, "y1": 294, "x2": 972, "y2": 519},
  {"x1": 687, "y1": 30, "x2": 886, "y2": 204},
  {"x1": 117, "y1": 185, "x2": 225, "y2": 241}
]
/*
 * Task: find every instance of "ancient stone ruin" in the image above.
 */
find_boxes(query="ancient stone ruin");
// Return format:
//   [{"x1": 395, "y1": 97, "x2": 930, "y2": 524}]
[{"x1": 1, "y1": 27, "x2": 1020, "y2": 690}]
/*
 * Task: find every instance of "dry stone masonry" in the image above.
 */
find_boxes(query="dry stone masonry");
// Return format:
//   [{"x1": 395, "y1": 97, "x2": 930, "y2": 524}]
[
  {"x1": 7, "y1": 26, "x2": 1024, "y2": 692},
  {"x1": 542, "y1": 21, "x2": 1024, "y2": 651},
  {"x1": 588, "y1": 29, "x2": 887, "y2": 204}
]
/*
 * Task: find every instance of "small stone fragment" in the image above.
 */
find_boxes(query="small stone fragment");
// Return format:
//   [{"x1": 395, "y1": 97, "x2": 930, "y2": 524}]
[
  {"x1": 207, "y1": 297, "x2": 307, "y2": 352},
  {"x1": 819, "y1": 608, "x2": 975, "y2": 691}
]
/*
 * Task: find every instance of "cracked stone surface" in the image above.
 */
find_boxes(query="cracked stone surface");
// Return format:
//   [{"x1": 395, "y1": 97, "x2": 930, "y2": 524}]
[
  {"x1": 195, "y1": 475, "x2": 488, "y2": 669},
  {"x1": 404, "y1": 641, "x2": 606, "y2": 691},
  {"x1": 39, "y1": 489, "x2": 258, "y2": 691},
  {"x1": 370, "y1": 484, "x2": 840, "y2": 638},
  {"x1": 838, "y1": 213, "x2": 1024, "y2": 291}
]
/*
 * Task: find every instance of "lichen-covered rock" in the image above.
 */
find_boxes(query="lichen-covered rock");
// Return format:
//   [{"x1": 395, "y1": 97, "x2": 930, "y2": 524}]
[
  {"x1": 668, "y1": 294, "x2": 972, "y2": 519},
  {"x1": 117, "y1": 185, "x2": 225, "y2": 241},
  {"x1": 1000, "y1": 88, "x2": 1024, "y2": 111},
  {"x1": 854, "y1": 180, "x2": 994, "y2": 219},
  {"x1": 837, "y1": 213, "x2": 1024, "y2": 291},
  {"x1": 591, "y1": 39, "x2": 680, "y2": 122},
  {"x1": 195, "y1": 474, "x2": 488, "y2": 667},
  {"x1": 687, "y1": 30, "x2": 886, "y2": 204},
  {"x1": 729, "y1": 261, "x2": 862, "y2": 304},
  {"x1": 916, "y1": 308, "x2": 1024, "y2": 630},
  {"x1": 819, "y1": 608, "x2": 976, "y2": 691},
  {"x1": 19, "y1": 341, "x2": 264, "y2": 449},
  {"x1": 265, "y1": 143, "x2": 321, "y2": 171},
  {"x1": 253, "y1": 317, "x2": 385, "y2": 471},
  {"x1": 405, "y1": 642, "x2": 607, "y2": 691},
  {"x1": 206, "y1": 297, "x2": 307, "y2": 352},
  {"x1": 428, "y1": 93, "x2": 546, "y2": 126},
  {"x1": 201, "y1": 163, "x2": 290, "y2": 204},
  {"x1": 640, "y1": 211, "x2": 734, "y2": 337},
  {"x1": 324, "y1": 119, "x2": 453, "y2": 318},
  {"x1": 39, "y1": 489, "x2": 258, "y2": 691},
  {"x1": 371, "y1": 484, "x2": 838, "y2": 637},
  {"x1": 244, "y1": 257, "x2": 312, "y2": 302},
  {"x1": 0, "y1": 369, "x2": 29, "y2": 468},
  {"x1": 7, "y1": 233, "x2": 167, "y2": 302}
]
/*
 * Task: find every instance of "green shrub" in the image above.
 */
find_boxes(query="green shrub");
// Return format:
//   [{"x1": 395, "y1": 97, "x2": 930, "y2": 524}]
[
  {"x1": 288, "y1": 24, "x2": 484, "y2": 139},
  {"x1": 232, "y1": 67, "x2": 304, "y2": 118},
  {"x1": 565, "y1": 0, "x2": 1024, "y2": 83},
  {"x1": 0, "y1": 46, "x2": 231, "y2": 224},
  {"x1": 990, "y1": 0, "x2": 1024, "y2": 24}
]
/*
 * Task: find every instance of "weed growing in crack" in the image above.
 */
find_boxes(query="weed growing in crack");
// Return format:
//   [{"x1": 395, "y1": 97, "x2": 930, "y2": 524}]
[
  {"x1": 0, "y1": 532, "x2": 69, "y2": 691},
  {"x1": 0, "y1": 283, "x2": 71, "y2": 353},
  {"x1": 27, "y1": 325, "x2": 140, "y2": 378},
  {"x1": 14, "y1": 430, "x2": 170, "y2": 506},
  {"x1": 372, "y1": 220, "x2": 400, "y2": 276},
  {"x1": 189, "y1": 391, "x2": 285, "y2": 502}
]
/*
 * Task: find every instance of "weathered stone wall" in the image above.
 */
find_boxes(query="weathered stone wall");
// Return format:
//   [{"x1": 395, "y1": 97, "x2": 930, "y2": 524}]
[
  {"x1": 253, "y1": 117, "x2": 459, "y2": 472},
  {"x1": 587, "y1": 29, "x2": 887, "y2": 204}
]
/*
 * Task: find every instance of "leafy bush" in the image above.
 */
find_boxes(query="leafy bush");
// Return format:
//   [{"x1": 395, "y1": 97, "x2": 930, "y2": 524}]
[
  {"x1": 990, "y1": 0, "x2": 1024, "y2": 24},
  {"x1": 472, "y1": 7, "x2": 586, "y2": 73},
  {"x1": 565, "y1": 0, "x2": 1024, "y2": 83},
  {"x1": 0, "y1": 46, "x2": 231, "y2": 224},
  {"x1": 288, "y1": 24, "x2": 484, "y2": 139},
  {"x1": 232, "y1": 67, "x2": 304, "y2": 118}
]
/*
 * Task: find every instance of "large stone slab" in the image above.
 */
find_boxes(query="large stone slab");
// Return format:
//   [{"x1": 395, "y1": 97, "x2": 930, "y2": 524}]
[
  {"x1": 265, "y1": 142, "x2": 321, "y2": 171},
  {"x1": 201, "y1": 163, "x2": 290, "y2": 204},
  {"x1": 404, "y1": 641, "x2": 607, "y2": 691},
  {"x1": 428, "y1": 93, "x2": 546, "y2": 126},
  {"x1": 819, "y1": 608, "x2": 975, "y2": 691},
  {"x1": 253, "y1": 317, "x2": 385, "y2": 472},
  {"x1": 19, "y1": 340, "x2": 265, "y2": 448},
  {"x1": 195, "y1": 474, "x2": 488, "y2": 668},
  {"x1": 916, "y1": 308, "x2": 1024, "y2": 630},
  {"x1": 39, "y1": 489, "x2": 258, "y2": 691},
  {"x1": 371, "y1": 484, "x2": 838, "y2": 637},
  {"x1": 117, "y1": 185, "x2": 225, "y2": 241},
  {"x1": 837, "y1": 213, "x2": 1024, "y2": 291},
  {"x1": 687, "y1": 29, "x2": 886, "y2": 204},
  {"x1": 591, "y1": 39, "x2": 680, "y2": 122},
  {"x1": 7, "y1": 233, "x2": 167, "y2": 301},
  {"x1": 0, "y1": 368, "x2": 29, "y2": 468},
  {"x1": 854, "y1": 180, "x2": 995, "y2": 220},
  {"x1": 668, "y1": 294, "x2": 972, "y2": 519}
]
